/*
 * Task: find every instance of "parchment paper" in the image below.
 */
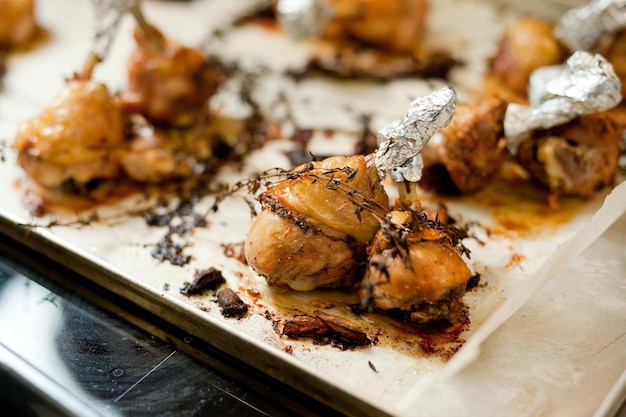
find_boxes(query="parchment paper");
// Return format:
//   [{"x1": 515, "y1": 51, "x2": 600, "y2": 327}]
[{"x1": 0, "y1": 1, "x2": 623, "y2": 416}]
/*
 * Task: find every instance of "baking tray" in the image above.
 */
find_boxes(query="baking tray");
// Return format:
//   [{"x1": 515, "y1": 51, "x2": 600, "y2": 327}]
[{"x1": 1, "y1": 1, "x2": 625, "y2": 416}]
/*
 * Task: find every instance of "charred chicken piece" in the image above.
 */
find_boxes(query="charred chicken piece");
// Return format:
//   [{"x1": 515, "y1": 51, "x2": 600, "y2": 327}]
[
  {"x1": 419, "y1": 96, "x2": 509, "y2": 195},
  {"x1": 488, "y1": 16, "x2": 566, "y2": 98},
  {"x1": 14, "y1": 63, "x2": 124, "y2": 189},
  {"x1": 0, "y1": 0, "x2": 37, "y2": 48},
  {"x1": 117, "y1": 22, "x2": 221, "y2": 128},
  {"x1": 360, "y1": 202, "x2": 471, "y2": 324},
  {"x1": 516, "y1": 112, "x2": 621, "y2": 209},
  {"x1": 245, "y1": 154, "x2": 389, "y2": 292}
]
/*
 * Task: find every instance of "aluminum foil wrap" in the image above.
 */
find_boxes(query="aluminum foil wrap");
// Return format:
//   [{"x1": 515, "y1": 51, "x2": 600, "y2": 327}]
[
  {"x1": 504, "y1": 51, "x2": 622, "y2": 153},
  {"x1": 276, "y1": 0, "x2": 334, "y2": 40},
  {"x1": 91, "y1": 0, "x2": 136, "y2": 59},
  {"x1": 375, "y1": 85, "x2": 457, "y2": 183},
  {"x1": 555, "y1": 0, "x2": 626, "y2": 52}
]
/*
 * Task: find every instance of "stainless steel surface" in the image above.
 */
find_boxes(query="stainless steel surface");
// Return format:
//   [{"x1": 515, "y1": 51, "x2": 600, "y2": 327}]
[{"x1": 0, "y1": 234, "x2": 343, "y2": 417}]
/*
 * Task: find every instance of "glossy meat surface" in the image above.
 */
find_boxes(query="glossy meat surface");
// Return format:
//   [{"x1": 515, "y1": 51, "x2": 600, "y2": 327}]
[
  {"x1": 14, "y1": 79, "x2": 124, "y2": 188},
  {"x1": 420, "y1": 96, "x2": 509, "y2": 195},
  {"x1": 118, "y1": 24, "x2": 221, "y2": 127},
  {"x1": 516, "y1": 112, "x2": 621, "y2": 207},
  {"x1": 360, "y1": 207, "x2": 471, "y2": 322},
  {"x1": 324, "y1": 0, "x2": 429, "y2": 54},
  {"x1": 245, "y1": 154, "x2": 388, "y2": 291},
  {"x1": 489, "y1": 17, "x2": 566, "y2": 96},
  {"x1": 0, "y1": 0, "x2": 37, "y2": 47}
]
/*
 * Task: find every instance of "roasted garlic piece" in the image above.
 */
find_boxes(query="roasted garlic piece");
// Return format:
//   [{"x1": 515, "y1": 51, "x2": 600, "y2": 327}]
[
  {"x1": 245, "y1": 154, "x2": 389, "y2": 292},
  {"x1": 360, "y1": 202, "x2": 471, "y2": 324},
  {"x1": 14, "y1": 69, "x2": 124, "y2": 189},
  {"x1": 419, "y1": 96, "x2": 508, "y2": 195}
]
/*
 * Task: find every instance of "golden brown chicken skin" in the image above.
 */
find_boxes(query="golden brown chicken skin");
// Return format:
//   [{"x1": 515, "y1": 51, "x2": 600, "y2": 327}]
[
  {"x1": 515, "y1": 112, "x2": 621, "y2": 209},
  {"x1": 323, "y1": 0, "x2": 428, "y2": 55},
  {"x1": 14, "y1": 76, "x2": 124, "y2": 189},
  {"x1": 117, "y1": 24, "x2": 221, "y2": 128},
  {"x1": 0, "y1": 0, "x2": 37, "y2": 48},
  {"x1": 487, "y1": 16, "x2": 566, "y2": 99},
  {"x1": 359, "y1": 202, "x2": 471, "y2": 324},
  {"x1": 419, "y1": 96, "x2": 509, "y2": 195},
  {"x1": 117, "y1": 115, "x2": 213, "y2": 184},
  {"x1": 245, "y1": 154, "x2": 389, "y2": 292}
]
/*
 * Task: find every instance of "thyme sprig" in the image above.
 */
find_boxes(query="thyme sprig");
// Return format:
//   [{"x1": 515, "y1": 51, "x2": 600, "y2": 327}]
[{"x1": 210, "y1": 161, "x2": 390, "y2": 223}]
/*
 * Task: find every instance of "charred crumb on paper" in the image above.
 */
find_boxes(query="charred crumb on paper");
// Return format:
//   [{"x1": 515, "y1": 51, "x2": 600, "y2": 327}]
[
  {"x1": 152, "y1": 233, "x2": 191, "y2": 266},
  {"x1": 465, "y1": 273, "x2": 481, "y2": 291},
  {"x1": 144, "y1": 198, "x2": 211, "y2": 266},
  {"x1": 217, "y1": 287, "x2": 249, "y2": 318},
  {"x1": 0, "y1": 139, "x2": 9, "y2": 163},
  {"x1": 180, "y1": 267, "x2": 226, "y2": 296},
  {"x1": 284, "y1": 128, "x2": 316, "y2": 166}
]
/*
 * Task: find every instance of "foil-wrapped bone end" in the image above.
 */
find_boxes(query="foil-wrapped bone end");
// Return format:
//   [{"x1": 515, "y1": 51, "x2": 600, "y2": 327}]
[
  {"x1": 555, "y1": 0, "x2": 626, "y2": 52},
  {"x1": 505, "y1": 51, "x2": 622, "y2": 154},
  {"x1": 276, "y1": 0, "x2": 334, "y2": 40},
  {"x1": 375, "y1": 85, "x2": 457, "y2": 183},
  {"x1": 91, "y1": 0, "x2": 138, "y2": 60}
]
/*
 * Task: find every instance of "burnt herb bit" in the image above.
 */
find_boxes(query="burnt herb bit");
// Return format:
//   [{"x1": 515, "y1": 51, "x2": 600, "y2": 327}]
[
  {"x1": 180, "y1": 267, "x2": 226, "y2": 296},
  {"x1": 211, "y1": 159, "x2": 384, "y2": 214},
  {"x1": 217, "y1": 287, "x2": 249, "y2": 318},
  {"x1": 152, "y1": 234, "x2": 190, "y2": 266}
]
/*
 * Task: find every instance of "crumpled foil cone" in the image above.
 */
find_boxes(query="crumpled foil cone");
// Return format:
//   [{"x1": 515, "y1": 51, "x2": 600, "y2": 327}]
[
  {"x1": 276, "y1": 0, "x2": 334, "y2": 40},
  {"x1": 555, "y1": 0, "x2": 626, "y2": 52},
  {"x1": 91, "y1": 0, "x2": 137, "y2": 59},
  {"x1": 504, "y1": 51, "x2": 622, "y2": 154},
  {"x1": 375, "y1": 85, "x2": 457, "y2": 183}
]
